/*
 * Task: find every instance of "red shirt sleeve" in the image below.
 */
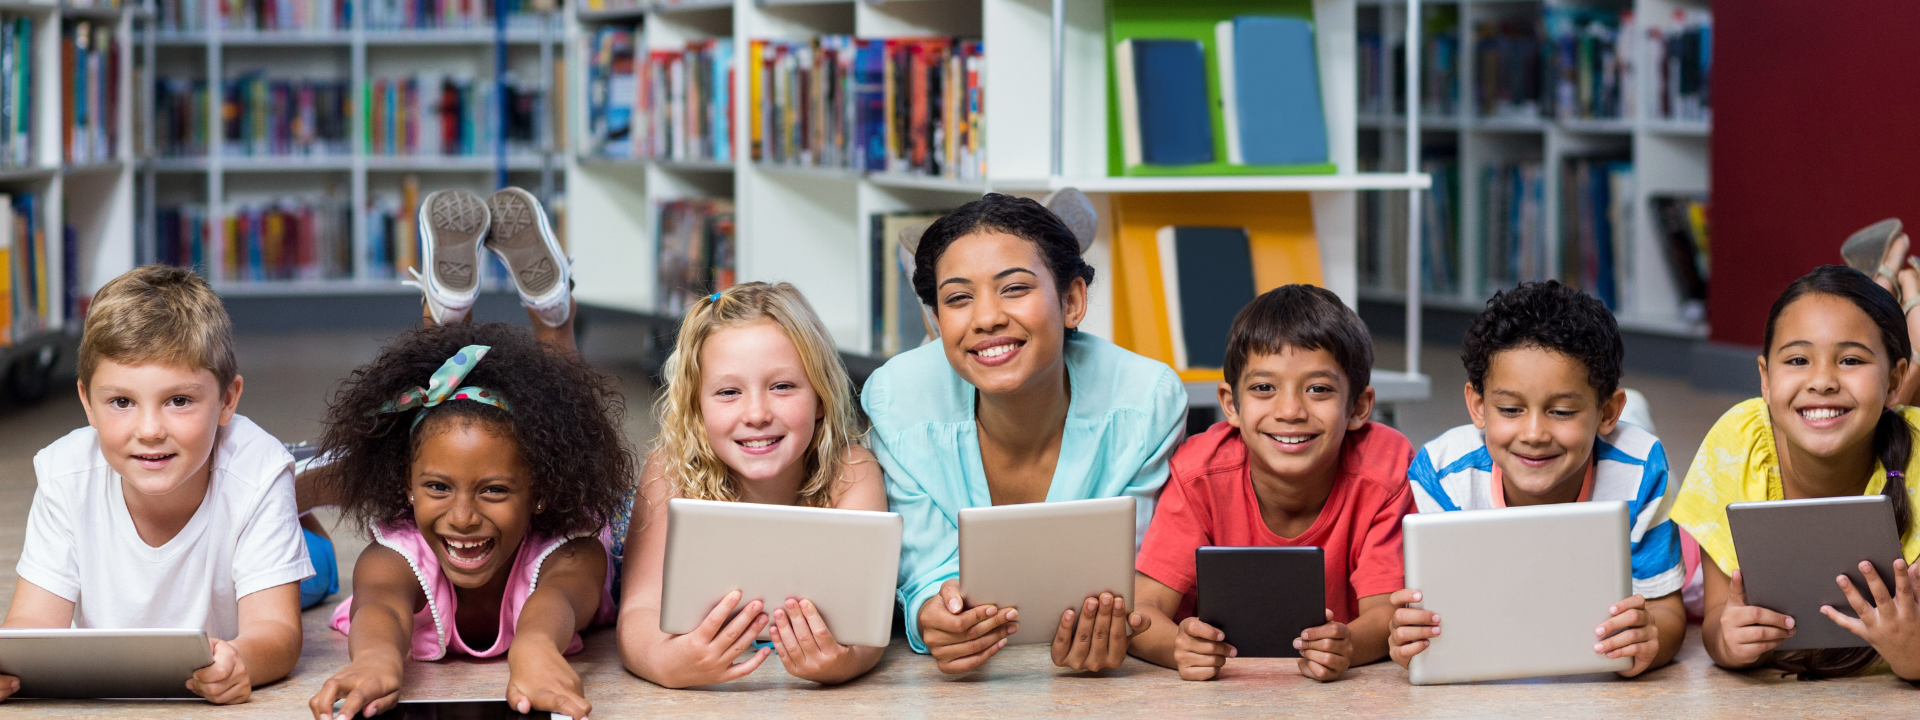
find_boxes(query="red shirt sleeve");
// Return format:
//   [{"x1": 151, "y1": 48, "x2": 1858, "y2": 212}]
[
  {"x1": 1348, "y1": 433, "x2": 1415, "y2": 599},
  {"x1": 1136, "y1": 464, "x2": 1213, "y2": 595}
]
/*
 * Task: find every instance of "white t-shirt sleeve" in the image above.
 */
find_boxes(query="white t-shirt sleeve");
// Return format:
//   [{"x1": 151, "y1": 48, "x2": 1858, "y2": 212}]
[
  {"x1": 229, "y1": 463, "x2": 315, "y2": 599},
  {"x1": 15, "y1": 452, "x2": 80, "y2": 601}
]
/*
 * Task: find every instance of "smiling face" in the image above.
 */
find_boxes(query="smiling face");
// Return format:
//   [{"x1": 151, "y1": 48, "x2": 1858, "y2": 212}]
[
  {"x1": 1220, "y1": 347, "x2": 1373, "y2": 495},
  {"x1": 80, "y1": 359, "x2": 241, "y2": 503},
  {"x1": 699, "y1": 320, "x2": 821, "y2": 494},
  {"x1": 409, "y1": 418, "x2": 536, "y2": 589},
  {"x1": 1760, "y1": 293, "x2": 1905, "y2": 464},
  {"x1": 1467, "y1": 346, "x2": 1625, "y2": 506},
  {"x1": 931, "y1": 231, "x2": 1087, "y2": 398}
]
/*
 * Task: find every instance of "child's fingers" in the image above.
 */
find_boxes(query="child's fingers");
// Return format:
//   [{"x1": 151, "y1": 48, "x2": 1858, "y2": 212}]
[
  {"x1": 1894, "y1": 560, "x2": 1916, "y2": 603},
  {"x1": 942, "y1": 638, "x2": 1008, "y2": 673},
  {"x1": 939, "y1": 622, "x2": 1017, "y2": 662},
  {"x1": 719, "y1": 647, "x2": 772, "y2": 682},
  {"x1": 306, "y1": 680, "x2": 340, "y2": 719},
  {"x1": 771, "y1": 608, "x2": 804, "y2": 665},
  {"x1": 1179, "y1": 617, "x2": 1225, "y2": 642},
  {"x1": 1821, "y1": 605, "x2": 1871, "y2": 637},
  {"x1": 963, "y1": 607, "x2": 1015, "y2": 641},
  {"x1": 1297, "y1": 653, "x2": 1343, "y2": 681},
  {"x1": 798, "y1": 600, "x2": 839, "y2": 654},
  {"x1": 1594, "y1": 607, "x2": 1650, "y2": 639},
  {"x1": 1729, "y1": 570, "x2": 1750, "y2": 607},
  {"x1": 1836, "y1": 574, "x2": 1879, "y2": 621},
  {"x1": 1394, "y1": 639, "x2": 1429, "y2": 661},
  {"x1": 1595, "y1": 625, "x2": 1652, "y2": 656},
  {"x1": 1609, "y1": 594, "x2": 1648, "y2": 614},
  {"x1": 1388, "y1": 588, "x2": 1421, "y2": 607},
  {"x1": 1391, "y1": 608, "x2": 1437, "y2": 631},
  {"x1": 1103, "y1": 598, "x2": 1134, "y2": 667},
  {"x1": 1728, "y1": 621, "x2": 1795, "y2": 646},
  {"x1": 722, "y1": 614, "x2": 771, "y2": 660},
  {"x1": 1301, "y1": 619, "x2": 1349, "y2": 642},
  {"x1": 1391, "y1": 622, "x2": 1441, "y2": 646},
  {"x1": 715, "y1": 599, "x2": 766, "y2": 647},
  {"x1": 1857, "y1": 561, "x2": 1896, "y2": 606},
  {"x1": 332, "y1": 688, "x2": 373, "y2": 720},
  {"x1": 1177, "y1": 663, "x2": 1220, "y2": 682},
  {"x1": 1048, "y1": 608, "x2": 1078, "y2": 666},
  {"x1": 697, "y1": 590, "x2": 744, "y2": 640},
  {"x1": 1296, "y1": 635, "x2": 1350, "y2": 655}
]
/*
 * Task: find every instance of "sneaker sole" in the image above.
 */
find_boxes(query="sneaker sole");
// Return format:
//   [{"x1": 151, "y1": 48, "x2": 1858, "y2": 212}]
[
  {"x1": 486, "y1": 188, "x2": 564, "y2": 299},
  {"x1": 422, "y1": 190, "x2": 489, "y2": 295}
]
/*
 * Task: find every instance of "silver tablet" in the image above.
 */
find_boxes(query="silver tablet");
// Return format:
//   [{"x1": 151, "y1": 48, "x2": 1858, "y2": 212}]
[
  {"x1": 1726, "y1": 495, "x2": 1903, "y2": 651},
  {"x1": 659, "y1": 498, "x2": 902, "y2": 648},
  {"x1": 959, "y1": 496, "x2": 1137, "y2": 646},
  {"x1": 1403, "y1": 501, "x2": 1633, "y2": 685},
  {"x1": 0, "y1": 627, "x2": 212, "y2": 698}
]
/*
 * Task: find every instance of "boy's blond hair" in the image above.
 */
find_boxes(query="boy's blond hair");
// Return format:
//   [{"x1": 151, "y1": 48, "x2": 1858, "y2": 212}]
[
  {"x1": 79, "y1": 265, "x2": 237, "y2": 391},
  {"x1": 654, "y1": 282, "x2": 863, "y2": 508}
]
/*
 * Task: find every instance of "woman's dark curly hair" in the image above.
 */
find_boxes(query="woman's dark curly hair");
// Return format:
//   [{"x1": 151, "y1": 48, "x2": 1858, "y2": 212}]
[
  {"x1": 1463, "y1": 280, "x2": 1623, "y2": 399},
  {"x1": 317, "y1": 322, "x2": 638, "y2": 539},
  {"x1": 912, "y1": 193, "x2": 1095, "y2": 335}
]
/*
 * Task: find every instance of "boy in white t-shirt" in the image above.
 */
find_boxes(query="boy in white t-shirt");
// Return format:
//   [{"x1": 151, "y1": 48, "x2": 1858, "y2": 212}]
[{"x1": 0, "y1": 265, "x2": 313, "y2": 704}]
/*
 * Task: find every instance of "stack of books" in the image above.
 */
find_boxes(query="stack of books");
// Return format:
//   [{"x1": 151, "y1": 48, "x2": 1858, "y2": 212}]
[
  {"x1": 221, "y1": 193, "x2": 353, "y2": 282},
  {"x1": 62, "y1": 21, "x2": 118, "y2": 165},
  {"x1": 0, "y1": 16, "x2": 32, "y2": 168},
  {"x1": 0, "y1": 193, "x2": 48, "y2": 343},
  {"x1": 1558, "y1": 157, "x2": 1633, "y2": 310},
  {"x1": 655, "y1": 198, "x2": 735, "y2": 316},
  {"x1": 1474, "y1": 19, "x2": 1544, "y2": 120},
  {"x1": 366, "y1": 72, "x2": 544, "y2": 158},
  {"x1": 1421, "y1": 158, "x2": 1460, "y2": 296},
  {"x1": 154, "y1": 78, "x2": 209, "y2": 157},
  {"x1": 156, "y1": 203, "x2": 210, "y2": 274},
  {"x1": 364, "y1": 175, "x2": 420, "y2": 280},
  {"x1": 1652, "y1": 9, "x2": 1711, "y2": 123},
  {"x1": 222, "y1": 72, "x2": 352, "y2": 157},
  {"x1": 749, "y1": 36, "x2": 982, "y2": 179},
  {"x1": 1544, "y1": 8, "x2": 1632, "y2": 121},
  {"x1": 585, "y1": 27, "x2": 734, "y2": 163},
  {"x1": 364, "y1": 0, "x2": 544, "y2": 31},
  {"x1": 1480, "y1": 161, "x2": 1548, "y2": 294}
]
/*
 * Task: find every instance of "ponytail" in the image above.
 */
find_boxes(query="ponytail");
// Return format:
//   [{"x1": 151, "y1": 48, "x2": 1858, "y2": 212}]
[{"x1": 1875, "y1": 409, "x2": 1915, "y2": 539}]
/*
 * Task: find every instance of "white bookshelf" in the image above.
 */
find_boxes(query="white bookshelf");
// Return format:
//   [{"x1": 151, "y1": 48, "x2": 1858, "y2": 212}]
[
  {"x1": 564, "y1": 0, "x2": 1436, "y2": 403},
  {"x1": 135, "y1": 4, "x2": 565, "y2": 295},
  {"x1": 1357, "y1": 0, "x2": 1712, "y2": 338},
  {"x1": 0, "y1": 2, "x2": 138, "y2": 398}
]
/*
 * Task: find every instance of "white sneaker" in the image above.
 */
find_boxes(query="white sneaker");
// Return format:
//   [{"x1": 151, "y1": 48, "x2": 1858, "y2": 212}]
[
  {"x1": 485, "y1": 187, "x2": 572, "y2": 327},
  {"x1": 406, "y1": 189, "x2": 490, "y2": 325}
]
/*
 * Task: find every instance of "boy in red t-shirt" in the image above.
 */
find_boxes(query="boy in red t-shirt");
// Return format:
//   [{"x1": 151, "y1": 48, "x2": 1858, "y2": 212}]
[{"x1": 1130, "y1": 285, "x2": 1414, "y2": 681}]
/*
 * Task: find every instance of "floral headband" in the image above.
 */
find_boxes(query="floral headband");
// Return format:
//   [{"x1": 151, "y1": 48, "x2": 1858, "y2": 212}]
[{"x1": 376, "y1": 344, "x2": 511, "y2": 430}]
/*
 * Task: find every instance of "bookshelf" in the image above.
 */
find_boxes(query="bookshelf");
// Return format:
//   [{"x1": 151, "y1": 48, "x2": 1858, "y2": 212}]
[
  {"x1": 0, "y1": 1, "x2": 138, "y2": 401},
  {"x1": 1355, "y1": 0, "x2": 1712, "y2": 338},
  {"x1": 135, "y1": 0, "x2": 565, "y2": 294},
  {"x1": 563, "y1": 0, "x2": 1438, "y2": 406}
]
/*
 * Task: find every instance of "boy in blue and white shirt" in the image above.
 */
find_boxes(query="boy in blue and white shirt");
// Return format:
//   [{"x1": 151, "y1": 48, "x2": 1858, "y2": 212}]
[{"x1": 1386, "y1": 281, "x2": 1686, "y2": 679}]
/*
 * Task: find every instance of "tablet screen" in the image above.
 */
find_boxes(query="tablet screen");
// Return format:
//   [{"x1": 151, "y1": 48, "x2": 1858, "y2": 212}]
[{"x1": 377, "y1": 700, "x2": 556, "y2": 719}]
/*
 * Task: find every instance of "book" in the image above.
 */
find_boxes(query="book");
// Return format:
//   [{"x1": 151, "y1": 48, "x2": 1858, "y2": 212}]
[
  {"x1": 62, "y1": 21, "x2": 117, "y2": 164},
  {"x1": 1651, "y1": 9, "x2": 1711, "y2": 123},
  {"x1": 1116, "y1": 39, "x2": 1213, "y2": 167},
  {"x1": 220, "y1": 72, "x2": 350, "y2": 157},
  {"x1": 1475, "y1": 19, "x2": 1544, "y2": 120},
  {"x1": 1544, "y1": 7, "x2": 1632, "y2": 121},
  {"x1": 655, "y1": 198, "x2": 736, "y2": 315},
  {"x1": 869, "y1": 211, "x2": 944, "y2": 356},
  {"x1": 747, "y1": 36, "x2": 979, "y2": 179},
  {"x1": 1651, "y1": 194, "x2": 1709, "y2": 322},
  {"x1": 1157, "y1": 226, "x2": 1256, "y2": 370},
  {"x1": 1217, "y1": 17, "x2": 1327, "y2": 166},
  {"x1": 1559, "y1": 156, "x2": 1632, "y2": 308}
]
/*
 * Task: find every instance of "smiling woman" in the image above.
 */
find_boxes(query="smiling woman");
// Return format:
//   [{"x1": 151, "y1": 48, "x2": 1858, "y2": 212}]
[{"x1": 861, "y1": 194, "x2": 1188, "y2": 675}]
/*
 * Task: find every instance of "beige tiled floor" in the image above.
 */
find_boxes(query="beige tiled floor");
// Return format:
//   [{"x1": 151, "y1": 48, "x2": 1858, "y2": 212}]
[{"x1": 2, "y1": 329, "x2": 1899, "y2": 718}]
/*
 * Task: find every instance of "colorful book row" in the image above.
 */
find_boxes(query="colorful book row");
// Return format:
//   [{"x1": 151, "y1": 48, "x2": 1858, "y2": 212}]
[
  {"x1": 0, "y1": 17, "x2": 32, "y2": 169},
  {"x1": 585, "y1": 28, "x2": 733, "y2": 163},
  {"x1": 63, "y1": 21, "x2": 118, "y2": 165},
  {"x1": 158, "y1": 194, "x2": 353, "y2": 282},
  {"x1": 154, "y1": 79, "x2": 209, "y2": 158},
  {"x1": 749, "y1": 36, "x2": 983, "y2": 180},
  {"x1": 366, "y1": 73, "x2": 544, "y2": 158},
  {"x1": 0, "y1": 193, "x2": 51, "y2": 344},
  {"x1": 222, "y1": 73, "x2": 352, "y2": 158},
  {"x1": 655, "y1": 198, "x2": 734, "y2": 316}
]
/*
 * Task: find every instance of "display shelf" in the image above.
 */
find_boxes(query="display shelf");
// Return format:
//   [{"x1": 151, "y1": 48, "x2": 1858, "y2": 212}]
[
  {"x1": 61, "y1": 160, "x2": 125, "y2": 175},
  {"x1": 211, "y1": 279, "x2": 419, "y2": 296},
  {"x1": 0, "y1": 167, "x2": 57, "y2": 182},
  {"x1": 365, "y1": 155, "x2": 550, "y2": 172},
  {"x1": 220, "y1": 156, "x2": 355, "y2": 172}
]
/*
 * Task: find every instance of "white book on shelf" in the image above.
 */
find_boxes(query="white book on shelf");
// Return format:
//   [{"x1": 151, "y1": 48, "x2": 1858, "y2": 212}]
[
  {"x1": 1156, "y1": 225, "x2": 1189, "y2": 371},
  {"x1": 1215, "y1": 21, "x2": 1243, "y2": 166},
  {"x1": 1114, "y1": 39, "x2": 1143, "y2": 168}
]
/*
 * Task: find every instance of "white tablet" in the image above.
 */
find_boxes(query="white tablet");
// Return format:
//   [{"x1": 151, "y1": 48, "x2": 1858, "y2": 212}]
[
  {"x1": 659, "y1": 498, "x2": 903, "y2": 648},
  {"x1": 0, "y1": 628, "x2": 212, "y2": 698},
  {"x1": 1403, "y1": 501, "x2": 1633, "y2": 685},
  {"x1": 959, "y1": 496, "x2": 1137, "y2": 646}
]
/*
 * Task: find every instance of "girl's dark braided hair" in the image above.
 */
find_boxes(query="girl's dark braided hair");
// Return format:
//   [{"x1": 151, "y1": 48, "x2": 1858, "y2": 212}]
[
  {"x1": 318, "y1": 322, "x2": 637, "y2": 539},
  {"x1": 1762, "y1": 265, "x2": 1914, "y2": 679}
]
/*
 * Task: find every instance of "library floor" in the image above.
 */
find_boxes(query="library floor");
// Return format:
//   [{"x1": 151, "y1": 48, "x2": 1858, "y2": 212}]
[{"x1": 0, "y1": 329, "x2": 1908, "y2": 717}]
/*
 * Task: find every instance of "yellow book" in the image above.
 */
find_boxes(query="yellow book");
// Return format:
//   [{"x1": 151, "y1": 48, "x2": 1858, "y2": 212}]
[
  {"x1": 748, "y1": 40, "x2": 764, "y2": 158},
  {"x1": 1110, "y1": 192, "x2": 1323, "y2": 383},
  {"x1": 398, "y1": 175, "x2": 419, "y2": 274}
]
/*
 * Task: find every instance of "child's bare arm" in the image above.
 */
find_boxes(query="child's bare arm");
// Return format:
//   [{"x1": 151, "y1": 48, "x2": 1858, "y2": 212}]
[
  {"x1": 188, "y1": 581, "x2": 302, "y2": 703},
  {"x1": 1387, "y1": 588, "x2": 1438, "y2": 668},
  {"x1": 618, "y1": 466, "x2": 771, "y2": 688},
  {"x1": 1700, "y1": 556, "x2": 1794, "y2": 669},
  {"x1": 0, "y1": 580, "x2": 77, "y2": 701},
  {"x1": 1126, "y1": 572, "x2": 1229, "y2": 681},
  {"x1": 767, "y1": 449, "x2": 889, "y2": 685},
  {"x1": 308, "y1": 545, "x2": 422, "y2": 720},
  {"x1": 506, "y1": 537, "x2": 605, "y2": 718}
]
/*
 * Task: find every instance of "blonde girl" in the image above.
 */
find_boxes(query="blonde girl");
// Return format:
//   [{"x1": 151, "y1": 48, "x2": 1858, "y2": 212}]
[{"x1": 616, "y1": 282, "x2": 886, "y2": 687}]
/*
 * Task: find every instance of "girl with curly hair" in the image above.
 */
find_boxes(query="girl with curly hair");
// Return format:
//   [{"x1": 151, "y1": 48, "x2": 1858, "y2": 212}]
[
  {"x1": 617, "y1": 282, "x2": 885, "y2": 687},
  {"x1": 308, "y1": 189, "x2": 636, "y2": 719}
]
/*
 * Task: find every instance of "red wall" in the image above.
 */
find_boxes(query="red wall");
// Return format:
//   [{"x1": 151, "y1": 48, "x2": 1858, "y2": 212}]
[{"x1": 1711, "y1": 1, "x2": 1920, "y2": 347}]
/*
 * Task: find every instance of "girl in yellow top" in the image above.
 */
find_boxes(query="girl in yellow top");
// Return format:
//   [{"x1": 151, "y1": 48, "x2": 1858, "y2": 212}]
[{"x1": 1672, "y1": 265, "x2": 1920, "y2": 679}]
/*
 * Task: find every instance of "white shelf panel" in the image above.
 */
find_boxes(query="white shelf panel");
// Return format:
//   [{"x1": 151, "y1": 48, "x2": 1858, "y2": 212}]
[
  {"x1": 213, "y1": 31, "x2": 354, "y2": 46},
  {"x1": 1644, "y1": 119, "x2": 1711, "y2": 136},
  {"x1": 655, "y1": 158, "x2": 734, "y2": 173},
  {"x1": 1556, "y1": 117, "x2": 1635, "y2": 135},
  {"x1": 1184, "y1": 371, "x2": 1431, "y2": 408},
  {"x1": 653, "y1": 0, "x2": 733, "y2": 12},
  {"x1": 220, "y1": 155, "x2": 355, "y2": 172},
  {"x1": 0, "y1": 166, "x2": 55, "y2": 182},
  {"x1": 62, "y1": 160, "x2": 123, "y2": 175},
  {"x1": 754, "y1": 163, "x2": 863, "y2": 181},
  {"x1": 212, "y1": 279, "x2": 418, "y2": 296},
  {"x1": 149, "y1": 157, "x2": 209, "y2": 172},
  {"x1": 1054, "y1": 173, "x2": 1431, "y2": 193},
  {"x1": 364, "y1": 29, "x2": 561, "y2": 45},
  {"x1": 0, "y1": 1, "x2": 57, "y2": 15},
  {"x1": 365, "y1": 155, "x2": 551, "y2": 172},
  {"x1": 866, "y1": 172, "x2": 992, "y2": 194}
]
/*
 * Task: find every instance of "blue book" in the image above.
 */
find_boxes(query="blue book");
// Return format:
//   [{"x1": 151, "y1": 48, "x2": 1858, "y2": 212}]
[
  {"x1": 854, "y1": 39, "x2": 886, "y2": 172},
  {"x1": 1157, "y1": 226, "x2": 1256, "y2": 370},
  {"x1": 1117, "y1": 39, "x2": 1214, "y2": 166},
  {"x1": 1217, "y1": 16, "x2": 1328, "y2": 166}
]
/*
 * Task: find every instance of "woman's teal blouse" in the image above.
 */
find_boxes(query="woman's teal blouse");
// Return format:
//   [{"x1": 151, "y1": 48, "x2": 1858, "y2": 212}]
[{"x1": 861, "y1": 332, "x2": 1188, "y2": 652}]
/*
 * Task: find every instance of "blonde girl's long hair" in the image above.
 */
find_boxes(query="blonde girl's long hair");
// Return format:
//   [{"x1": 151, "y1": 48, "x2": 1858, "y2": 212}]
[{"x1": 653, "y1": 282, "x2": 863, "y2": 508}]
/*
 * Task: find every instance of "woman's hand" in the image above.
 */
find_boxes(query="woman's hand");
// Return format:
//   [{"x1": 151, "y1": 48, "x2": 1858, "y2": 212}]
[
  {"x1": 1595, "y1": 594, "x2": 1659, "y2": 677},
  {"x1": 506, "y1": 643, "x2": 591, "y2": 720},
  {"x1": 1386, "y1": 589, "x2": 1437, "y2": 668},
  {"x1": 1715, "y1": 569, "x2": 1795, "y2": 667},
  {"x1": 662, "y1": 590, "x2": 773, "y2": 687},
  {"x1": 1172, "y1": 617, "x2": 1233, "y2": 680},
  {"x1": 1050, "y1": 592, "x2": 1147, "y2": 672},
  {"x1": 1824, "y1": 559, "x2": 1920, "y2": 680},
  {"x1": 1296, "y1": 610, "x2": 1354, "y2": 681},
  {"x1": 772, "y1": 598, "x2": 864, "y2": 684},
  {"x1": 308, "y1": 654, "x2": 403, "y2": 719},
  {"x1": 919, "y1": 579, "x2": 1018, "y2": 673},
  {"x1": 187, "y1": 638, "x2": 252, "y2": 704}
]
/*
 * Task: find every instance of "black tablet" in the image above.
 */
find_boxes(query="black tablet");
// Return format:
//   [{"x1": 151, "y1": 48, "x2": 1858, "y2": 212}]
[
  {"x1": 1727, "y1": 495, "x2": 1904, "y2": 651},
  {"x1": 1195, "y1": 546, "x2": 1326, "y2": 658},
  {"x1": 374, "y1": 700, "x2": 558, "y2": 719}
]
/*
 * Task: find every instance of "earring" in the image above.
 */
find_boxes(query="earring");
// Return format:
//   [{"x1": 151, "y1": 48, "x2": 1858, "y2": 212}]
[
  {"x1": 408, "y1": 495, "x2": 415, "y2": 504},
  {"x1": 536, "y1": 502, "x2": 545, "y2": 513}
]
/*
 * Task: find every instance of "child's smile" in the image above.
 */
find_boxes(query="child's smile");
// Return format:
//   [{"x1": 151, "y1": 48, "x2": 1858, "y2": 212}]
[
  {"x1": 1222, "y1": 346, "x2": 1371, "y2": 513},
  {"x1": 1469, "y1": 346, "x2": 1623, "y2": 505},
  {"x1": 1762, "y1": 293, "x2": 1894, "y2": 461},
  {"x1": 410, "y1": 419, "x2": 537, "y2": 589},
  {"x1": 700, "y1": 321, "x2": 822, "y2": 495}
]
